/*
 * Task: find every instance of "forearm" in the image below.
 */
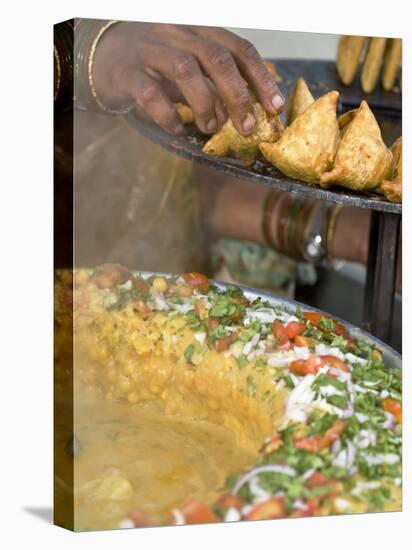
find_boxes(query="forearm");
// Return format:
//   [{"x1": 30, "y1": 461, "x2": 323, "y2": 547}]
[{"x1": 195, "y1": 165, "x2": 371, "y2": 265}]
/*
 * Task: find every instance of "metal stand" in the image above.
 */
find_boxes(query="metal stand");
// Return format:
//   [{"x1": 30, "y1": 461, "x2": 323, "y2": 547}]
[{"x1": 363, "y1": 211, "x2": 401, "y2": 342}]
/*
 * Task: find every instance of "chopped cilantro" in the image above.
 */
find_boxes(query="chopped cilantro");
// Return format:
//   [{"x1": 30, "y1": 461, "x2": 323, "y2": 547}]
[
  {"x1": 309, "y1": 413, "x2": 339, "y2": 436},
  {"x1": 237, "y1": 355, "x2": 248, "y2": 369},
  {"x1": 184, "y1": 344, "x2": 196, "y2": 363},
  {"x1": 246, "y1": 375, "x2": 257, "y2": 397},
  {"x1": 319, "y1": 316, "x2": 335, "y2": 332}
]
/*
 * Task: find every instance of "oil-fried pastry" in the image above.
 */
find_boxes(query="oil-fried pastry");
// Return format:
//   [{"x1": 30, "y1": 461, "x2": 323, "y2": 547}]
[
  {"x1": 265, "y1": 61, "x2": 283, "y2": 82},
  {"x1": 361, "y1": 37, "x2": 387, "y2": 94},
  {"x1": 337, "y1": 36, "x2": 367, "y2": 85},
  {"x1": 203, "y1": 101, "x2": 283, "y2": 165},
  {"x1": 259, "y1": 91, "x2": 340, "y2": 184},
  {"x1": 380, "y1": 137, "x2": 402, "y2": 202},
  {"x1": 382, "y1": 39, "x2": 402, "y2": 91},
  {"x1": 285, "y1": 78, "x2": 314, "y2": 126},
  {"x1": 320, "y1": 101, "x2": 392, "y2": 191},
  {"x1": 175, "y1": 102, "x2": 194, "y2": 124}
]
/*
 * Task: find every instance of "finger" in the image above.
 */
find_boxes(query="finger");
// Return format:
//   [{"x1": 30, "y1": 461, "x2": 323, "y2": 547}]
[
  {"x1": 137, "y1": 42, "x2": 221, "y2": 134},
  {"x1": 166, "y1": 34, "x2": 256, "y2": 135},
  {"x1": 193, "y1": 27, "x2": 285, "y2": 114},
  {"x1": 143, "y1": 67, "x2": 182, "y2": 102},
  {"x1": 131, "y1": 69, "x2": 185, "y2": 135},
  {"x1": 204, "y1": 77, "x2": 228, "y2": 127}
]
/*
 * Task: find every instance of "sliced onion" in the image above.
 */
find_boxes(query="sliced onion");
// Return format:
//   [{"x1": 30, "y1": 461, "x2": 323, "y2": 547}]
[
  {"x1": 331, "y1": 439, "x2": 341, "y2": 454},
  {"x1": 232, "y1": 464, "x2": 296, "y2": 495}
]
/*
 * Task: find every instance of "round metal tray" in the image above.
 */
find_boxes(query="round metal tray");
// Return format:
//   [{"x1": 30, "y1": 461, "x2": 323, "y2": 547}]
[
  {"x1": 139, "y1": 272, "x2": 401, "y2": 370},
  {"x1": 126, "y1": 59, "x2": 401, "y2": 215}
]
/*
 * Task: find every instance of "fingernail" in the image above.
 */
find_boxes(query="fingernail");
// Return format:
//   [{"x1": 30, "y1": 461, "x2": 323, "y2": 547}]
[
  {"x1": 272, "y1": 94, "x2": 285, "y2": 111},
  {"x1": 242, "y1": 113, "x2": 256, "y2": 133},
  {"x1": 206, "y1": 118, "x2": 217, "y2": 132}
]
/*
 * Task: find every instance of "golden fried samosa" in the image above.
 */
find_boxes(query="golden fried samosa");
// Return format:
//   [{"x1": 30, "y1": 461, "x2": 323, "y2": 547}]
[
  {"x1": 265, "y1": 61, "x2": 283, "y2": 82},
  {"x1": 361, "y1": 37, "x2": 387, "y2": 93},
  {"x1": 259, "y1": 91, "x2": 340, "y2": 184},
  {"x1": 390, "y1": 136, "x2": 402, "y2": 178},
  {"x1": 337, "y1": 35, "x2": 367, "y2": 85},
  {"x1": 285, "y1": 78, "x2": 314, "y2": 126},
  {"x1": 382, "y1": 39, "x2": 402, "y2": 91},
  {"x1": 338, "y1": 109, "x2": 357, "y2": 137},
  {"x1": 380, "y1": 136, "x2": 402, "y2": 202},
  {"x1": 175, "y1": 102, "x2": 194, "y2": 124},
  {"x1": 320, "y1": 101, "x2": 392, "y2": 191},
  {"x1": 203, "y1": 101, "x2": 283, "y2": 165}
]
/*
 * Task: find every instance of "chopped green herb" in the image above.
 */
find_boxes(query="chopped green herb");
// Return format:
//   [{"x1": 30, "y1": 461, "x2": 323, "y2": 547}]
[{"x1": 237, "y1": 355, "x2": 248, "y2": 369}]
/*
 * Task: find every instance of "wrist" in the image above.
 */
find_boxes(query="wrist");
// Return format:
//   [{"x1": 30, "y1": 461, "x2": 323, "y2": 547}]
[
  {"x1": 330, "y1": 207, "x2": 370, "y2": 264},
  {"x1": 92, "y1": 22, "x2": 138, "y2": 109}
]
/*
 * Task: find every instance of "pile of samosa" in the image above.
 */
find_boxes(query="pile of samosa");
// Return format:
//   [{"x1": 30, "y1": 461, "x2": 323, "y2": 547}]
[
  {"x1": 175, "y1": 75, "x2": 402, "y2": 202},
  {"x1": 259, "y1": 77, "x2": 402, "y2": 201},
  {"x1": 337, "y1": 36, "x2": 402, "y2": 94}
]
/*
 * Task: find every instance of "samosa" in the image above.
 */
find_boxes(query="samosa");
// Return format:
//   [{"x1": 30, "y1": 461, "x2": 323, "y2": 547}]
[
  {"x1": 380, "y1": 137, "x2": 402, "y2": 202},
  {"x1": 337, "y1": 35, "x2": 367, "y2": 86},
  {"x1": 259, "y1": 91, "x2": 340, "y2": 184},
  {"x1": 382, "y1": 39, "x2": 402, "y2": 91},
  {"x1": 320, "y1": 101, "x2": 392, "y2": 191},
  {"x1": 203, "y1": 100, "x2": 283, "y2": 165},
  {"x1": 285, "y1": 78, "x2": 314, "y2": 126},
  {"x1": 338, "y1": 109, "x2": 357, "y2": 136},
  {"x1": 361, "y1": 37, "x2": 387, "y2": 94}
]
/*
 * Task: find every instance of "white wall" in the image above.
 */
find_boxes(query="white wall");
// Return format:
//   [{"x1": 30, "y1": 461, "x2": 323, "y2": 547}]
[{"x1": 230, "y1": 28, "x2": 338, "y2": 60}]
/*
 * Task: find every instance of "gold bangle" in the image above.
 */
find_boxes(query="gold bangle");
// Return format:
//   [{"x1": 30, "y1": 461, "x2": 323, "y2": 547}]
[
  {"x1": 326, "y1": 204, "x2": 343, "y2": 260},
  {"x1": 262, "y1": 190, "x2": 282, "y2": 249},
  {"x1": 88, "y1": 20, "x2": 133, "y2": 114},
  {"x1": 54, "y1": 44, "x2": 61, "y2": 102}
]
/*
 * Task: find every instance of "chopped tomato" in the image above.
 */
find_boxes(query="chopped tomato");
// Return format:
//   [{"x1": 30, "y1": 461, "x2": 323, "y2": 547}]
[
  {"x1": 132, "y1": 276, "x2": 150, "y2": 294},
  {"x1": 128, "y1": 506, "x2": 151, "y2": 527},
  {"x1": 229, "y1": 309, "x2": 244, "y2": 322},
  {"x1": 290, "y1": 355, "x2": 322, "y2": 376},
  {"x1": 181, "y1": 272, "x2": 209, "y2": 292},
  {"x1": 294, "y1": 420, "x2": 346, "y2": 452},
  {"x1": 93, "y1": 264, "x2": 130, "y2": 289},
  {"x1": 319, "y1": 355, "x2": 350, "y2": 373},
  {"x1": 215, "y1": 335, "x2": 235, "y2": 352},
  {"x1": 294, "y1": 335, "x2": 319, "y2": 348},
  {"x1": 303, "y1": 311, "x2": 324, "y2": 326},
  {"x1": 207, "y1": 319, "x2": 219, "y2": 331},
  {"x1": 273, "y1": 320, "x2": 290, "y2": 348},
  {"x1": 177, "y1": 499, "x2": 219, "y2": 524},
  {"x1": 195, "y1": 299, "x2": 208, "y2": 320},
  {"x1": 134, "y1": 299, "x2": 151, "y2": 319},
  {"x1": 305, "y1": 471, "x2": 330, "y2": 489},
  {"x1": 168, "y1": 283, "x2": 193, "y2": 297},
  {"x1": 383, "y1": 398, "x2": 402, "y2": 424},
  {"x1": 285, "y1": 322, "x2": 306, "y2": 339},
  {"x1": 244, "y1": 497, "x2": 285, "y2": 521},
  {"x1": 215, "y1": 494, "x2": 243, "y2": 510},
  {"x1": 291, "y1": 498, "x2": 320, "y2": 517},
  {"x1": 332, "y1": 322, "x2": 350, "y2": 340},
  {"x1": 264, "y1": 434, "x2": 283, "y2": 454}
]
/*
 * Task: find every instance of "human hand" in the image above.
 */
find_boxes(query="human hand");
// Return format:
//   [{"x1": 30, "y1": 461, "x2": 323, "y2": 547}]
[{"x1": 93, "y1": 22, "x2": 285, "y2": 136}]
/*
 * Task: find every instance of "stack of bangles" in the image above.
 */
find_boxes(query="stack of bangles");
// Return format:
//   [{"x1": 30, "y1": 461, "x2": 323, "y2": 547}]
[
  {"x1": 54, "y1": 18, "x2": 134, "y2": 114},
  {"x1": 262, "y1": 189, "x2": 343, "y2": 264}
]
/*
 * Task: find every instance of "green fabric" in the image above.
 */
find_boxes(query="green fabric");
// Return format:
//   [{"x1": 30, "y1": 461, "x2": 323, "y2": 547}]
[{"x1": 211, "y1": 238, "x2": 317, "y2": 293}]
